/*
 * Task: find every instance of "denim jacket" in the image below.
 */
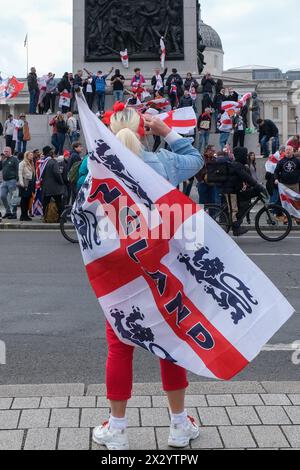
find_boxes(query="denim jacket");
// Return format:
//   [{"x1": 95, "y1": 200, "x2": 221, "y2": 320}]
[{"x1": 142, "y1": 138, "x2": 204, "y2": 187}]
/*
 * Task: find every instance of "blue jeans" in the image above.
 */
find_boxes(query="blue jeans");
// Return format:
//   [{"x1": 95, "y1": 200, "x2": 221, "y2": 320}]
[
  {"x1": 29, "y1": 90, "x2": 37, "y2": 114},
  {"x1": 198, "y1": 182, "x2": 221, "y2": 206},
  {"x1": 261, "y1": 135, "x2": 280, "y2": 158},
  {"x1": 199, "y1": 130, "x2": 210, "y2": 153},
  {"x1": 17, "y1": 140, "x2": 27, "y2": 153},
  {"x1": 70, "y1": 131, "x2": 79, "y2": 145},
  {"x1": 1, "y1": 179, "x2": 17, "y2": 215},
  {"x1": 219, "y1": 132, "x2": 230, "y2": 150},
  {"x1": 57, "y1": 133, "x2": 66, "y2": 155},
  {"x1": 113, "y1": 90, "x2": 124, "y2": 102},
  {"x1": 97, "y1": 91, "x2": 106, "y2": 112}
]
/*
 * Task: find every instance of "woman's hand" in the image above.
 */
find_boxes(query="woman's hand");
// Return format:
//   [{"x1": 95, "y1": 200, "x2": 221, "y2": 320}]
[{"x1": 143, "y1": 114, "x2": 171, "y2": 139}]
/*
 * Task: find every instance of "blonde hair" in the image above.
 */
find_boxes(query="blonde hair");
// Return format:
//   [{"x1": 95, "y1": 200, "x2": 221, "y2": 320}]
[
  {"x1": 110, "y1": 108, "x2": 142, "y2": 156},
  {"x1": 24, "y1": 151, "x2": 35, "y2": 172}
]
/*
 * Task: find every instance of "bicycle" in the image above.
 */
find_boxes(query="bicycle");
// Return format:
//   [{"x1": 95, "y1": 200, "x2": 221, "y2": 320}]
[
  {"x1": 205, "y1": 193, "x2": 293, "y2": 242},
  {"x1": 60, "y1": 206, "x2": 79, "y2": 244}
]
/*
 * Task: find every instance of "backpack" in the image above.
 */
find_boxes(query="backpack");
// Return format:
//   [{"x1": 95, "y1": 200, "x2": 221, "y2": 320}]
[
  {"x1": 206, "y1": 161, "x2": 231, "y2": 185},
  {"x1": 68, "y1": 161, "x2": 82, "y2": 185},
  {"x1": 44, "y1": 201, "x2": 59, "y2": 224}
]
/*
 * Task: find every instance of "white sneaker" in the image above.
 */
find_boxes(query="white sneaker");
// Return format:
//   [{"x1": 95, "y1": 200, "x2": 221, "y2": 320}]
[
  {"x1": 168, "y1": 416, "x2": 200, "y2": 448},
  {"x1": 93, "y1": 422, "x2": 130, "y2": 451}
]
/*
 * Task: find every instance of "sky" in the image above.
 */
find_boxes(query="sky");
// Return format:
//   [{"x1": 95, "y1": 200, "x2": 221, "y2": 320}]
[{"x1": 0, "y1": 0, "x2": 299, "y2": 78}]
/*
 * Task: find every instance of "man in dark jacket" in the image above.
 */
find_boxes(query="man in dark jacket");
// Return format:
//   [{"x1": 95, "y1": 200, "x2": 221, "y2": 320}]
[
  {"x1": 258, "y1": 118, "x2": 280, "y2": 158},
  {"x1": 274, "y1": 145, "x2": 300, "y2": 193},
  {"x1": 201, "y1": 73, "x2": 216, "y2": 96},
  {"x1": 41, "y1": 146, "x2": 65, "y2": 217},
  {"x1": 166, "y1": 69, "x2": 183, "y2": 109},
  {"x1": 27, "y1": 67, "x2": 39, "y2": 114},
  {"x1": 221, "y1": 147, "x2": 266, "y2": 236},
  {"x1": 0, "y1": 147, "x2": 19, "y2": 219},
  {"x1": 67, "y1": 142, "x2": 83, "y2": 202}
]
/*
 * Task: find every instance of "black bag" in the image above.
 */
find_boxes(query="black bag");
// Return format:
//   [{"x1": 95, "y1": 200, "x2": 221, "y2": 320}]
[
  {"x1": 56, "y1": 120, "x2": 68, "y2": 134},
  {"x1": 206, "y1": 161, "x2": 230, "y2": 185}
]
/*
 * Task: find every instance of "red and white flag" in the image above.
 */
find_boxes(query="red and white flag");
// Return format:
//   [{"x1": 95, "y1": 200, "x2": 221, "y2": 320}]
[
  {"x1": 1, "y1": 76, "x2": 24, "y2": 101},
  {"x1": 219, "y1": 93, "x2": 251, "y2": 132},
  {"x1": 120, "y1": 49, "x2": 129, "y2": 69},
  {"x1": 157, "y1": 107, "x2": 197, "y2": 135},
  {"x1": 59, "y1": 90, "x2": 71, "y2": 109},
  {"x1": 160, "y1": 37, "x2": 166, "y2": 69},
  {"x1": 279, "y1": 183, "x2": 300, "y2": 219},
  {"x1": 146, "y1": 97, "x2": 171, "y2": 112},
  {"x1": 73, "y1": 93, "x2": 294, "y2": 380},
  {"x1": 265, "y1": 151, "x2": 285, "y2": 174}
]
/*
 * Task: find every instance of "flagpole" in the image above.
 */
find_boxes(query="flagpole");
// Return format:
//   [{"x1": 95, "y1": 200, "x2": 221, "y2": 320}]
[{"x1": 26, "y1": 35, "x2": 29, "y2": 77}]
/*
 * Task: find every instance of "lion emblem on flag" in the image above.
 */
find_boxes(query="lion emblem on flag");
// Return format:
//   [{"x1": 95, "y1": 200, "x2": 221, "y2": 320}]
[
  {"x1": 110, "y1": 306, "x2": 177, "y2": 363},
  {"x1": 178, "y1": 247, "x2": 258, "y2": 325}
]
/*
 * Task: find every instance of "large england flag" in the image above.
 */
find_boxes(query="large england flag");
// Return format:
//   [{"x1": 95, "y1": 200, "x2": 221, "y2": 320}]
[{"x1": 74, "y1": 93, "x2": 294, "y2": 380}]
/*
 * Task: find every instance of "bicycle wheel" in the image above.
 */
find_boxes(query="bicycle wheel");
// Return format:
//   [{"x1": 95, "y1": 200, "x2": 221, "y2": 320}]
[
  {"x1": 255, "y1": 204, "x2": 293, "y2": 242},
  {"x1": 60, "y1": 207, "x2": 79, "y2": 244},
  {"x1": 204, "y1": 204, "x2": 231, "y2": 234}
]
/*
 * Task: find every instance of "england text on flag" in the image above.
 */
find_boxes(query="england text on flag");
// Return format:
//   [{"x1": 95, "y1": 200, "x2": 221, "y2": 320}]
[{"x1": 73, "y1": 93, "x2": 294, "y2": 381}]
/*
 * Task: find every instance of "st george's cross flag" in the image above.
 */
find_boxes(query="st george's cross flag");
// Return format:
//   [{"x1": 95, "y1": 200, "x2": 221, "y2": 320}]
[
  {"x1": 265, "y1": 151, "x2": 285, "y2": 174},
  {"x1": 160, "y1": 37, "x2": 166, "y2": 69},
  {"x1": 120, "y1": 49, "x2": 129, "y2": 69},
  {"x1": 279, "y1": 183, "x2": 300, "y2": 219},
  {"x1": 219, "y1": 93, "x2": 252, "y2": 132},
  {"x1": 74, "y1": 93, "x2": 294, "y2": 380},
  {"x1": 158, "y1": 107, "x2": 197, "y2": 135}
]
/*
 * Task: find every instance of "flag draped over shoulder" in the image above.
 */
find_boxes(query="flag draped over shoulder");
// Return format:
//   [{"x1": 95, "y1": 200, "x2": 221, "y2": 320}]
[
  {"x1": 74, "y1": 93, "x2": 294, "y2": 380},
  {"x1": 279, "y1": 183, "x2": 300, "y2": 219}
]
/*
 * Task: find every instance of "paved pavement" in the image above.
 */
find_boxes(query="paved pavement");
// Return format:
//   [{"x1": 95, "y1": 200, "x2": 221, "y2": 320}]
[
  {"x1": 0, "y1": 231, "x2": 299, "y2": 384},
  {"x1": 0, "y1": 382, "x2": 300, "y2": 450}
]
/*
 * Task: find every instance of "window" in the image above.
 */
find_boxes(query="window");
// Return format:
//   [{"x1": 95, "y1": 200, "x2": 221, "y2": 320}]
[
  {"x1": 289, "y1": 108, "x2": 296, "y2": 120},
  {"x1": 273, "y1": 107, "x2": 279, "y2": 120}
]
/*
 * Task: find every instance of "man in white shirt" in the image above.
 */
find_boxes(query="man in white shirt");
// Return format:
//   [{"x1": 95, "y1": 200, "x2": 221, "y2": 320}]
[
  {"x1": 66, "y1": 112, "x2": 79, "y2": 146},
  {"x1": 3, "y1": 114, "x2": 17, "y2": 153}
]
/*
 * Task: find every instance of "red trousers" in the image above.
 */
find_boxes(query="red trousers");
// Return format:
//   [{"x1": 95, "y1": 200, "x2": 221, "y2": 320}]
[{"x1": 106, "y1": 323, "x2": 189, "y2": 401}]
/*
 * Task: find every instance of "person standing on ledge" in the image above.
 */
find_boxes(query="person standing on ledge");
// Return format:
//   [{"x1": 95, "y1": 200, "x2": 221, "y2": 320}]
[{"x1": 85, "y1": 67, "x2": 114, "y2": 115}]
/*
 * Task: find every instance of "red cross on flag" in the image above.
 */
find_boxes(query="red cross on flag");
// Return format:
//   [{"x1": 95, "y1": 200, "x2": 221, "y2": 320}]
[
  {"x1": 120, "y1": 49, "x2": 129, "y2": 69},
  {"x1": 157, "y1": 108, "x2": 197, "y2": 135},
  {"x1": 73, "y1": 93, "x2": 294, "y2": 380}
]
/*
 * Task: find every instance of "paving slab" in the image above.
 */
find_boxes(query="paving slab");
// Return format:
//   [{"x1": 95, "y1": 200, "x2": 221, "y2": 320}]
[
  {"x1": 58, "y1": 428, "x2": 90, "y2": 451},
  {"x1": 198, "y1": 407, "x2": 231, "y2": 426},
  {"x1": 12, "y1": 398, "x2": 41, "y2": 410},
  {"x1": 0, "y1": 398, "x2": 13, "y2": 410},
  {"x1": 49, "y1": 409, "x2": 80, "y2": 428},
  {"x1": 255, "y1": 406, "x2": 291, "y2": 425},
  {"x1": 260, "y1": 394, "x2": 292, "y2": 406},
  {"x1": 19, "y1": 409, "x2": 50, "y2": 429},
  {"x1": 233, "y1": 395, "x2": 264, "y2": 406},
  {"x1": 0, "y1": 430, "x2": 24, "y2": 450},
  {"x1": 281, "y1": 426, "x2": 300, "y2": 448},
  {"x1": 207, "y1": 395, "x2": 235, "y2": 407},
  {"x1": 284, "y1": 406, "x2": 300, "y2": 425},
  {"x1": 0, "y1": 410, "x2": 20, "y2": 430},
  {"x1": 0, "y1": 384, "x2": 85, "y2": 398},
  {"x1": 250, "y1": 426, "x2": 290, "y2": 448},
  {"x1": 191, "y1": 427, "x2": 224, "y2": 449},
  {"x1": 24, "y1": 429, "x2": 58, "y2": 451},
  {"x1": 262, "y1": 383, "x2": 300, "y2": 394},
  {"x1": 218, "y1": 426, "x2": 257, "y2": 449},
  {"x1": 226, "y1": 406, "x2": 261, "y2": 426},
  {"x1": 40, "y1": 397, "x2": 69, "y2": 409}
]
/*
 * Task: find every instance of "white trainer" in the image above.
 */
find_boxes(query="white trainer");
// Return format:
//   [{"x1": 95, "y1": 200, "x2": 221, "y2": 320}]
[
  {"x1": 168, "y1": 416, "x2": 200, "y2": 448},
  {"x1": 93, "y1": 422, "x2": 130, "y2": 451}
]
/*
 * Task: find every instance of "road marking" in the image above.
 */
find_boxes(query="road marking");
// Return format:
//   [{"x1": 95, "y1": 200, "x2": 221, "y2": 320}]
[
  {"x1": 262, "y1": 343, "x2": 300, "y2": 352},
  {"x1": 247, "y1": 253, "x2": 300, "y2": 257}
]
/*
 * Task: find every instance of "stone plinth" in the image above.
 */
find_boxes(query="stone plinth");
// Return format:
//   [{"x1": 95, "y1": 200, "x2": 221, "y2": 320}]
[{"x1": 73, "y1": 0, "x2": 198, "y2": 77}]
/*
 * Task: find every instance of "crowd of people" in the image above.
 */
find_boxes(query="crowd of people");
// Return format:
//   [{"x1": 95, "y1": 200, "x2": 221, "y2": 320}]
[{"x1": 0, "y1": 65, "x2": 299, "y2": 230}]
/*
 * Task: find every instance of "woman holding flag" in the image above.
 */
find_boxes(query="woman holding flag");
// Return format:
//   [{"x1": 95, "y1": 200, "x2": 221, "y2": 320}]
[{"x1": 91, "y1": 102, "x2": 204, "y2": 451}]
